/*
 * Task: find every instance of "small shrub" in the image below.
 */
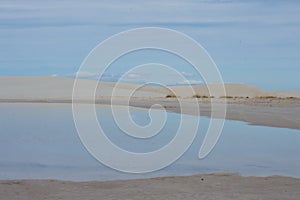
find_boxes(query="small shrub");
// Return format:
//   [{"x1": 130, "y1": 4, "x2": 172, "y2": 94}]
[
  {"x1": 220, "y1": 96, "x2": 233, "y2": 98},
  {"x1": 193, "y1": 94, "x2": 209, "y2": 98},
  {"x1": 287, "y1": 96, "x2": 295, "y2": 99},
  {"x1": 256, "y1": 96, "x2": 277, "y2": 99},
  {"x1": 166, "y1": 93, "x2": 177, "y2": 98}
]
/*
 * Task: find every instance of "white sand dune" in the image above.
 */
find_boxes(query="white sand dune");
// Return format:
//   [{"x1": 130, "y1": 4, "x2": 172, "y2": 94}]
[
  {"x1": 0, "y1": 76, "x2": 298, "y2": 99},
  {"x1": 170, "y1": 83, "x2": 273, "y2": 98},
  {"x1": 274, "y1": 90, "x2": 300, "y2": 98},
  {"x1": 0, "y1": 76, "x2": 168, "y2": 99}
]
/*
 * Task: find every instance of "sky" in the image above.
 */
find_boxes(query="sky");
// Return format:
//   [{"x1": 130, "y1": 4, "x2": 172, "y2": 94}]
[{"x1": 0, "y1": 0, "x2": 300, "y2": 90}]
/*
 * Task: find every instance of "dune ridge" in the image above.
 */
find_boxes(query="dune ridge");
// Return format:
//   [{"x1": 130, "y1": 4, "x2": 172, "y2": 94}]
[{"x1": 0, "y1": 76, "x2": 298, "y2": 99}]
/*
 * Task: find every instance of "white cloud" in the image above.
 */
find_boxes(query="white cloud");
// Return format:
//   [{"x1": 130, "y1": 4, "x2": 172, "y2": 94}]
[
  {"x1": 66, "y1": 71, "x2": 98, "y2": 79},
  {"x1": 65, "y1": 71, "x2": 125, "y2": 82},
  {"x1": 177, "y1": 79, "x2": 202, "y2": 85},
  {"x1": 124, "y1": 73, "x2": 141, "y2": 79}
]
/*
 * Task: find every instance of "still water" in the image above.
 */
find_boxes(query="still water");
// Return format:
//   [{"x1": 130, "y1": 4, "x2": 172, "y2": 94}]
[{"x1": 0, "y1": 103, "x2": 299, "y2": 181}]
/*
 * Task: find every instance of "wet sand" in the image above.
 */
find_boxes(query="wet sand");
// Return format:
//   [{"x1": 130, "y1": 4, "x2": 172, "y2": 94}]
[
  {"x1": 1, "y1": 174, "x2": 300, "y2": 200},
  {"x1": 127, "y1": 97, "x2": 300, "y2": 130}
]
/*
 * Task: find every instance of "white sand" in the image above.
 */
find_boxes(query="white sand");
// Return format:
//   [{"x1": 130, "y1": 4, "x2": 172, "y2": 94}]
[
  {"x1": 0, "y1": 76, "x2": 169, "y2": 99},
  {"x1": 0, "y1": 76, "x2": 297, "y2": 99},
  {"x1": 274, "y1": 90, "x2": 300, "y2": 98}
]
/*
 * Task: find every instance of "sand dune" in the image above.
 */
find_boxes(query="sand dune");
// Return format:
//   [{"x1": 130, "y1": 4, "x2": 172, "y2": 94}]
[
  {"x1": 170, "y1": 83, "x2": 273, "y2": 98},
  {"x1": 0, "y1": 76, "x2": 168, "y2": 99},
  {"x1": 0, "y1": 76, "x2": 298, "y2": 99},
  {"x1": 274, "y1": 90, "x2": 300, "y2": 98}
]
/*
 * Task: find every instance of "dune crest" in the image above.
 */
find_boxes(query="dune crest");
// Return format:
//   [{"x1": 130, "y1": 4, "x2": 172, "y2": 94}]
[{"x1": 0, "y1": 76, "x2": 298, "y2": 99}]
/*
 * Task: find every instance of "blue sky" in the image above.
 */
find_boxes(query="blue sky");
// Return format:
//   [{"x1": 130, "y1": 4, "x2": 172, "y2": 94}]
[{"x1": 0, "y1": 0, "x2": 299, "y2": 90}]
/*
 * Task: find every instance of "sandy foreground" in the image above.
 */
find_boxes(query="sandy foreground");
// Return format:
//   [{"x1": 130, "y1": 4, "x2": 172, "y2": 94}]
[
  {"x1": 1, "y1": 76, "x2": 300, "y2": 199},
  {"x1": 1, "y1": 174, "x2": 300, "y2": 200}
]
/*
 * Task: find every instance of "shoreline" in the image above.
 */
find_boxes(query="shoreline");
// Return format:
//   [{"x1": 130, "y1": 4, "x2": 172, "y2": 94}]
[
  {"x1": 1, "y1": 97, "x2": 300, "y2": 130},
  {"x1": 1, "y1": 173, "x2": 300, "y2": 200}
]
